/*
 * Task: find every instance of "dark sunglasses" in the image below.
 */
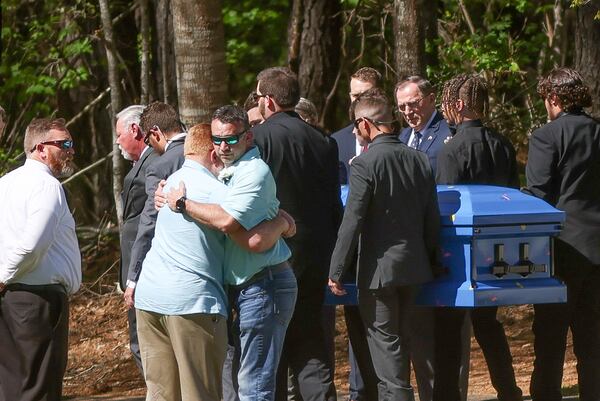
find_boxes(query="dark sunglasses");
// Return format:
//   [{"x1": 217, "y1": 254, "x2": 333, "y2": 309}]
[
  {"x1": 211, "y1": 130, "x2": 247, "y2": 146},
  {"x1": 31, "y1": 140, "x2": 74, "y2": 152},
  {"x1": 353, "y1": 117, "x2": 394, "y2": 129}
]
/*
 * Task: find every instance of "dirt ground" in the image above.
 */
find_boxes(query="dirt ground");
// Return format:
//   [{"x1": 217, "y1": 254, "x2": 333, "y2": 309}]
[{"x1": 63, "y1": 285, "x2": 579, "y2": 399}]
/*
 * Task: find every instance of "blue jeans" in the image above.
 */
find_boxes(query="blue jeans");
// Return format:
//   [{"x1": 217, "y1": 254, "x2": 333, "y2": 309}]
[{"x1": 231, "y1": 264, "x2": 298, "y2": 401}]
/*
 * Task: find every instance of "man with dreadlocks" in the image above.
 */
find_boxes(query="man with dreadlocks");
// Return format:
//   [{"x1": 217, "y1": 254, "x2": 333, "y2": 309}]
[
  {"x1": 433, "y1": 74, "x2": 522, "y2": 401},
  {"x1": 525, "y1": 67, "x2": 600, "y2": 401}
]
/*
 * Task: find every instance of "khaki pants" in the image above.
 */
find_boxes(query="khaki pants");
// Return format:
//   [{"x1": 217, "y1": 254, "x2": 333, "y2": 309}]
[{"x1": 137, "y1": 309, "x2": 227, "y2": 401}]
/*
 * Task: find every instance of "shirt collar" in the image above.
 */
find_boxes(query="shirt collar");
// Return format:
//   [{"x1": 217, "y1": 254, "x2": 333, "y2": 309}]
[
  {"x1": 164, "y1": 132, "x2": 187, "y2": 151},
  {"x1": 234, "y1": 146, "x2": 261, "y2": 166},
  {"x1": 413, "y1": 110, "x2": 438, "y2": 136},
  {"x1": 24, "y1": 158, "x2": 53, "y2": 176}
]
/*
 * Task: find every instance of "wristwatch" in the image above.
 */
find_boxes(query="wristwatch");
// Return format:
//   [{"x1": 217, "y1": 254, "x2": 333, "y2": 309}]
[{"x1": 175, "y1": 196, "x2": 187, "y2": 213}]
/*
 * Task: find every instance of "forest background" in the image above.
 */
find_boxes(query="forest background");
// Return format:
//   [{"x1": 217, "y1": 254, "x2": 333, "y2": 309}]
[{"x1": 0, "y1": 0, "x2": 599, "y2": 296}]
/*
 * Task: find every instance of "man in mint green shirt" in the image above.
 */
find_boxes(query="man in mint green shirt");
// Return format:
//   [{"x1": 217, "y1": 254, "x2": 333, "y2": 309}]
[
  {"x1": 164, "y1": 105, "x2": 298, "y2": 401},
  {"x1": 140, "y1": 123, "x2": 295, "y2": 401}
]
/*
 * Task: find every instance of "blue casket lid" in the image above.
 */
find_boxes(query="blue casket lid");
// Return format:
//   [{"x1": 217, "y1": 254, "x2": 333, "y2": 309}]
[{"x1": 437, "y1": 185, "x2": 565, "y2": 226}]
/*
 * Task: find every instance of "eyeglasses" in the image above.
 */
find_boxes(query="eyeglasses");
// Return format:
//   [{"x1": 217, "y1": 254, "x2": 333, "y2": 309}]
[
  {"x1": 31, "y1": 140, "x2": 74, "y2": 152},
  {"x1": 252, "y1": 92, "x2": 269, "y2": 102},
  {"x1": 211, "y1": 130, "x2": 248, "y2": 146},
  {"x1": 397, "y1": 97, "x2": 425, "y2": 112}
]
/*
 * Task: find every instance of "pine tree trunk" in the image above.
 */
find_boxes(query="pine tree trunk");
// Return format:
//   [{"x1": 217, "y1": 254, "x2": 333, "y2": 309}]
[
  {"x1": 289, "y1": 0, "x2": 342, "y2": 128},
  {"x1": 393, "y1": 0, "x2": 425, "y2": 78},
  {"x1": 98, "y1": 0, "x2": 124, "y2": 227},
  {"x1": 140, "y1": 0, "x2": 151, "y2": 105},
  {"x1": 171, "y1": 0, "x2": 227, "y2": 126}
]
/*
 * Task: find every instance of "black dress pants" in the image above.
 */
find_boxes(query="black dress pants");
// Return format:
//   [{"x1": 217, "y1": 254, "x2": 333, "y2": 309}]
[
  {"x1": 358, "y1": 286, "x2": 416, "y2": 401},
  {"x1": 433, "y1": 306, "x2": 522, "y2": 401},
  {"x1": 530, "y1": 250, "x2": 600, "y2": 401},
  {"x1": 0, "y1": 284, "x2": 69, "y2": 401},
  {"x1": 275, "y1": 274, "x2": 336, "y2": 401},
  {"x1": 344, "y1": 304, "x2": 379, "y2": 401}
]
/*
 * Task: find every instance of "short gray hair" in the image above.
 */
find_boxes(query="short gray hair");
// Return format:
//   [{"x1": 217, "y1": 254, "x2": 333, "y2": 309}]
[
  {"x1": 395, "y1": 75, "x2": 435, "y2": 97},
  {"x1": 295, "y1": 97, "x2": 319, "y2": 127},
  {"x1": 116, "y1": 105, "x2": 145, "y2": 127}
]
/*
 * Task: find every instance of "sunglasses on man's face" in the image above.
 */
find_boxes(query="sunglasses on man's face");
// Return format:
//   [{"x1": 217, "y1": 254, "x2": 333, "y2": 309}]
[
  {"x1": 211, "y1": 130, "x2": 247, "y2": 146},
  {"x1": 31, "y1": 139, "x2": 74, "y2": 152}
]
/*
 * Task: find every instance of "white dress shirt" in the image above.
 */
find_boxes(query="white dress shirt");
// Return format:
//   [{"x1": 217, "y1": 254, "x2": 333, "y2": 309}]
[
  {"x1": 0, "y1": 159, "x2": 81, "y2": 294},
  {"x1": 407, "y1": 110, "x2": 439, "y2": 149}
]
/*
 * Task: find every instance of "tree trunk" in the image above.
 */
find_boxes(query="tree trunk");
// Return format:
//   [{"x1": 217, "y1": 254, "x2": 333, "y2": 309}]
[
  {"x1": 152, "y1": 0, "x2": 178, "y2": 106},
  {"x1": 393, "y1": 0, "x2": 424, "y2": 78},
  {"x1": 140, "y1": 0, "x2": 151, "y2": 105},
  {"x1": 171, "y1": 0, "x2": 227, "y2": 126},
  {"x1": 287, "y1": 0, "x2": 304, "y2": 74},
  {"x1": 420, "y1": 0, "x2": 439, "y2": 68},
  {"x1": 574, "y1": 0, "x2": 600, "y2": 118},
  {"x1": 98, "y1": 0, "x2": 124, "y2": 227},
  {"x1": 288, "y1": 0, "x2": 342, "y2": 128}
]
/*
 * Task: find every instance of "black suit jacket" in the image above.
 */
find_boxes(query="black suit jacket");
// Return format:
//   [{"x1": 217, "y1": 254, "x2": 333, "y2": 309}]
[
  {"x1": 252, "y1": 111, "x2": 343, "y2": 280},
  {"x1": 399, "y1": 110, "x2": 451, "y2": 173},
  {"x1": 526, "y1": 111, "x2": 600, "y2": 265},
  {"x1": 436, "y1": 120, "x2": 519, "y2": 188},
  {"x1": 329, "y1": 134, "x2": 440, "y2": 290},
  {"x1": 127, "y1": 137, "x2": 186, "y2": 283},
  {"x1": 119, "y1": 148, "x2": 159, "y2": 290},
  {"x1": 331, "y1": 123, "x2": 356, "y2": 185}
]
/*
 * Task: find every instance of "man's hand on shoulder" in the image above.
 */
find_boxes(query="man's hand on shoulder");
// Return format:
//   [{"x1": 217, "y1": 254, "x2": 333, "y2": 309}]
[
  {"x1": 166, "y1": 181, "x2": 186, "y2": 212},
  {"x1": 154, "y1": 180, "x2": 167, "y2": 211},
  {"x1": 278, "y1": 209, "x2": 296, "y2": 238}
]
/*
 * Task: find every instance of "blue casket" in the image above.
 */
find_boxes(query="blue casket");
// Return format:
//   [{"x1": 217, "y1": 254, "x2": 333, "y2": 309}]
[
  {"x1": 326, "y1": 185, "x2": 567, "y2": 307},
  {"x1": 417, "y1": 185, "x2": 566, "y2": 307}
]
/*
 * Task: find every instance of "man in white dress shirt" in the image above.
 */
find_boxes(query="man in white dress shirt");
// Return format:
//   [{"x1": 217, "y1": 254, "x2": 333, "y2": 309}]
[{"x1": 0, "y1": 118, "x2": 81, "y2": 401}]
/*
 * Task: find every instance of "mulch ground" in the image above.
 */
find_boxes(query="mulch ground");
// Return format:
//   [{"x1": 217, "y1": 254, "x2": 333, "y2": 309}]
[{"x1": 63, "y1": 285, "x2": 579, "y2": 399}]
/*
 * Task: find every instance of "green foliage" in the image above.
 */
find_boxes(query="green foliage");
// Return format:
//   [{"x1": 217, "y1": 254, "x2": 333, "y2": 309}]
[
  {"x1": 428, "y1": 0, "x2": 557, "y2": 157},
  {"x1": 0, "y1": 149, "x2": 21, "y2": 176},
  {"x1": 222, "y1": 0, "x2": 290, "y2": 103},
  {"x1": 0, "y1": 0, "x2": 95, "y2": 140}
]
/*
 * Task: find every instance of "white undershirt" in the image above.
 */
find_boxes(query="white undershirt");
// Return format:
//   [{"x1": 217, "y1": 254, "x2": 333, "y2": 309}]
[
  {"x1": 0, "y1": 159, "x2": 81, "y2": 294},
  {"x1": 407, "y1": 110, "x2": 438, "y2": 148}
]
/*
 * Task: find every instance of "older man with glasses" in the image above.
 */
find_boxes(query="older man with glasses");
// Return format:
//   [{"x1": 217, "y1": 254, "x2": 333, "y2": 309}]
[
  {"x1": 395, "y1": 75, "x2": 470, "y2": 401},
  {"x1": 396, "y1": 76, "x2": 452, "y2": 174}
]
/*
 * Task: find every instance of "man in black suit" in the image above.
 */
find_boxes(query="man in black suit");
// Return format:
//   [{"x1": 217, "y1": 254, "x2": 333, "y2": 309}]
[
  {"x1": 115, "y1": 105, "x2": 158, "y2": 371},
  {"x1": 525, "y1": 67, "x2": 600, "y2": 401},
  {"x1": 333, "y1": 67, "x2": 382, "y2": 185},
  {"x1": 329, "y1": 88, "x2": 440, "y2": 401},
  {"x1": 434, "y1": 74, "x2": 522, "y2": 401},
  {"x1": 396, "y1": 76, "x2": 451, "y2": 173},
  {"x1": 252, "y1": 67, "x2": 342, "y2": 401},
  {"x1": 123, "y1": 102, "x2": 186, "y2": 309},
  {"x1": 330, "y1": 67, "x2": 381, "y2": 401}
]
